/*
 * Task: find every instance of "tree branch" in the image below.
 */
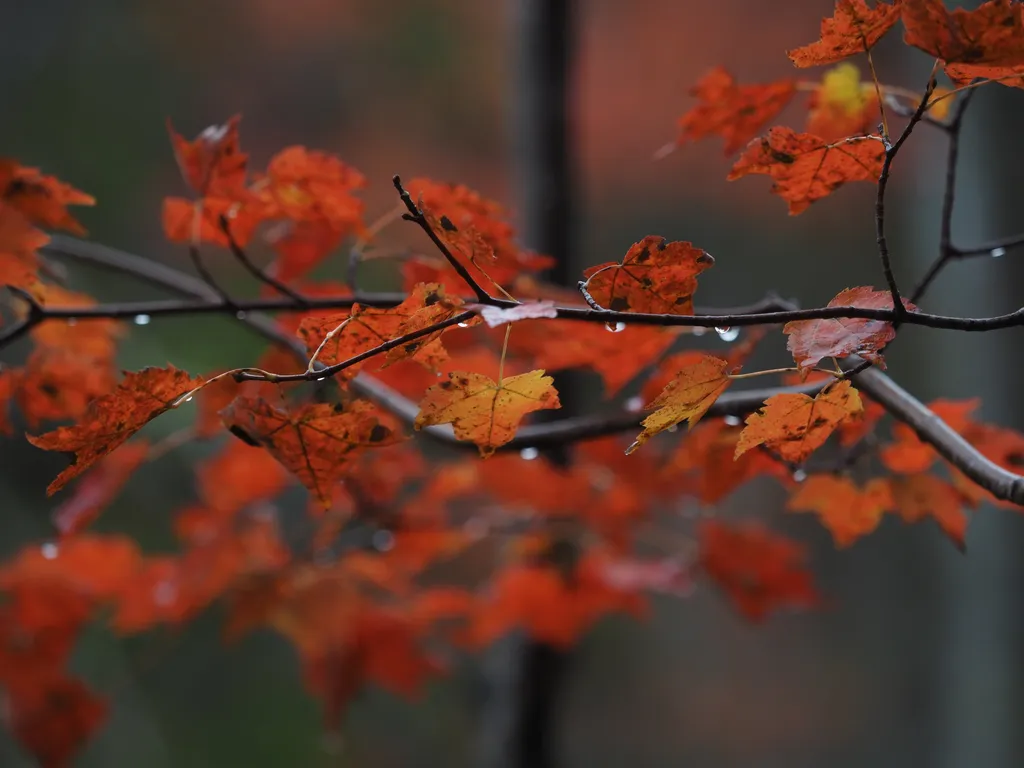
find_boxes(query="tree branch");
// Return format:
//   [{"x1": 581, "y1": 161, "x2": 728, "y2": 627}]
[
  {"x1": 393, "y1": 175, "x2": 493, "y2": 303},
  {"x1": 218, "y1": 214, "x2": 308, "y2": 304},
  {"x1": 876, "y1": 76, "x2": 935, "y2": 317}
]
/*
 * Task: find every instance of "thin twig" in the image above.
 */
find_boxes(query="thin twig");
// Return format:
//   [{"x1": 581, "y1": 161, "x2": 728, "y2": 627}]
[
  {"x1": 188, "y1": 244, "x2": 232, "y2": 304},
  {"x1": 910, "y1": 89, "x2": 977, "y2": 304},
  {"x1": 219, "y1": 214, "x2": 308, "y2": 304},
  {"x1": 392, "y1": 175, "x2": 493, "y2": 303},
  {"x1": 875, "y1": 72, "x2": 936, "y2": 319}
]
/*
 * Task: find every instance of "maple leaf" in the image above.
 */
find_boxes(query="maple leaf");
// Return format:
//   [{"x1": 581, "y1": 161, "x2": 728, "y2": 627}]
[
  {"x1": 468, "y1": 554, "x2": 645, "y2": 648},
  {"x1": 196, "y1": 440, "x2": 290, "y2": 514},
  {"x1": 805, "y1": 63, "x2": 881, "y2": 141},
  {"x1": 0, "y1": 206, "x2": 49, "y2": 290},
  {"x1": 627, "y1": 355, "x2": 732, "y2": 454},
  {"x1": 27, "y1": 366, "x2": 203, "y2": 495},
  {"x1": 728, "y1": 128, "x2": 885, "y2": 215},
  {"x1": 662, "y1": 418, "x2": 788, "y2": 504},
  {"x1": 167, "y1": 115, "x2": 248, "y2": 196},
  {"x1": 266, "y1": 218, "x2": 345, "y2": 284},
  {"x1": 788, "y1": 0, "x2": 902, "y2": 67},
  {"x1": 298, "y1": 283, "x2": 456, "y2": 381},
  {"x1": 256, "y1": 146, "x2": 366, "y2": 235},
  {"x1": 944, "y1": 62, "x2": 1024, "y2": 89},
  {"x1": 4, "y1": 674, "x2": 107, "y2": 768},
  {"x1": 581, "y1": 236, "x2": 715, "y2": 315},
  {"x1": 902, "y1": 0, "x2": 1024, "y2": 67},
  {"x1": 697, "y1": 519, "x2": 820, "y2": 622},
  {"x1": 783, "y1": 286, "x2": 916, "y2": 371},
  {"x1": 880, "y1": 398, "x2": 979, "y2": 473},
  {"x1": 887, "y1": 473, "x2": 969, "y2": 549},
  {"x1": 414, "y1": 369, "x2": 561, "y2": 457},
  {"x1": 735, "y1": 379, "x2": 863, "y2": 463},
  {"x1": 0, "y1": 159, "x2": 95, "y2": 236},
  {"x1": 787, "y1": 474, "x2": 892, "y2": 547},
  {"x1": 219, "y1": 397, "x2": 399, "y2": 508},
  {"x1": 510, "y1": 319, "x2": 676, "y2": 396},
  {"x1": 674, "y1": 67, "x2": 796, "y2": 156},
  {"x1": 408, "y1": 177, "x2": 555, "y2": 288},
  {"x1": 162, "y1": 196, "x2": 263, "y2": 248}
]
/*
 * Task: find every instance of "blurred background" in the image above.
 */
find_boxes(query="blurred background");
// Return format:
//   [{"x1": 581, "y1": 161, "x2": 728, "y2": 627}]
[{"x1": 3, "y1": 0, "x2": 1024, "y2": 766}]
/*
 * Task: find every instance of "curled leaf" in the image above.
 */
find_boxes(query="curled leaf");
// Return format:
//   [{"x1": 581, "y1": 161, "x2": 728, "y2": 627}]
[{"x1": 788, "y1": 0, "x2": 902, "y2": 67}]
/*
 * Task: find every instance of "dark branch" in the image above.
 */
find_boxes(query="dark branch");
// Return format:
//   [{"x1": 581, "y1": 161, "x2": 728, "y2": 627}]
[
  {"x1": 910, "y1": 89, "x2": 977, "y2": 304},
  {"x1": 219, "y1": 214, "x2": 308, "y2": 304},
  {"x1": 393, "y1": 175, "x2": 493, "y2": 303},
  {"x1": 875, "y1": 77, "x2": 935, "y2": 317}
]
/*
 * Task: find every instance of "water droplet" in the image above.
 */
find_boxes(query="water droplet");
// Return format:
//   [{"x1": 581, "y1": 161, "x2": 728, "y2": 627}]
[
  {"x1": 991, "y1": 247, "x2": 1006, "y2": 258},
  {"x1": 372, "y1": 529, "x2": 394, "y2": 552},
  {"x1": 457, "y1": 321, "x2": 470, "y2": 328},
  {"x1": 235, "y1": 310, "x2": 247, "y2": 320},
  {"x1": 41, "y1": 542, "x2": 58, "y2": 560},
  {"x1": 133, "y1": 314, "x2": 151, "y2": 326},
  {"x1": 666, "y1": 424, "x2": 678, "y2": 433},
  {"x1": 723, "y1": 414, "x2": 741, "y2": 426},
  {"x1": 182, "y1": 395, "x2": 194, "y2": 403},
  {"x1": 519, "y1": 447, "x2": 540, "y2": 460},
  {"x1": 715, "y1": 326, "x2": 740, "y2": 342},
  {"x1": 792, "y1": 469, "x2": 808, "y2": 483},
  {"x1": 605, "y1": 321, "x2": 626, "y2": 333},
  {"x1": 691, "y1": 326, "x2": 706, "y2": 336},
  {"x1": 625, "y1": 396, "x2": 644, "y2": 413}
]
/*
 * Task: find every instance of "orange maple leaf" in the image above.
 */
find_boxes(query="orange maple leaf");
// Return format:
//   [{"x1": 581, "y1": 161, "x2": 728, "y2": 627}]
[
  {"x1": 255, "y1": 146, "x2": 366, "y2": 235},
  {"x1": 788, "y1": 474, "x2": 892, "y2": 547},
  {"x1": 628, "y1": 355, "x2": 733, "y2": 454},
  {"x1": 788, "y1": 0, "x2": 903, "y2": 67},
  {"x1": 299, "y1": 283, "x2": 457, "y2": 381},
  {"x1": 167, "y1": 115, "x2": 248, "y2": 197},
  {"x1": 5, "y1": 674, "x2": 107, "y2": 768},
  {"x1": 887, "y1": 473, "x2": 970, "y2": 549},
  {"x1": 27, "y1": 366, "x2": 203, "y2": 495},
  {"x1": 0, "y1": 206, "x2": 50, "y2": 291},
  {"x1": 0, "y1": 159, "x2": 95, "y2": 236},
  {"x1": 581, "y1": 236, "x2": 715, "y2": 315},
  {"x1": 674, "y1": 67, "x2": 796, "y2": 156},
  {"x1": 161, "y1": 196, "x2": 263, "y2": 248},
  {"x1": 219, "y1": 397, "x2": 399, "y2": 508},
  {"x1": 880, "y1": 398, "x2": 980, "y2": 473},
  {"x1": 902, "y1": 0, "x2": 1024, "y2": 67},
  {"x1": 414, "y1": 369, "x2": 561, "y2": 457},
  {"x1": 728, "y1": 128, "x2": 884, "y2": 214},
  {"x1": 783, "y1": 286, "x2": 916, "y2": 371},
  {"x1": 697, "y1": 519, "x2": 820, "y2": 622},
  {"x1": 735, "y1": 379, "x2": 863, "y2": 463}
]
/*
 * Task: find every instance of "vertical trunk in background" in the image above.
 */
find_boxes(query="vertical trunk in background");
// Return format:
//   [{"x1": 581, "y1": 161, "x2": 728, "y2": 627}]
[
  {"x1": 899, "y1": 56, "x2": 1024, "y2": 768},
  {"x1": 476, "y1": 2, "x2": 578, "y2": 767}
]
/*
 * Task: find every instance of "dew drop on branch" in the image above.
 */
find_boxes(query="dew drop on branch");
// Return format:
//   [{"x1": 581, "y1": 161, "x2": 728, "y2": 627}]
[
  {"x1": 625, "y1": 396, "x2": 644, "y2": 412},
  {"x1": 715, "y1": 326, "x2": 739, "y2": 342},
  {"x1": 991, "y1": 247, "x2": 1006, "y2": 258},
  {"x1": 691, "y1": 326, "x2": 706, "y2": 336},
  {"x1": 235, "y1": 310, "x2": 247, "y2": 320},
  {"x1": 792, "y1": 469, "x2": 807, "y2": 483},
  {"x1": 605, "y1": 321, "x2": 627, "y2": 333},
  {"x1": 41, "y1": 542, "x2": 58, "y2": 560},
  {"x1": 457, "y1": 321, "x2": 470, "y2": 328},
  {"x1": 133, "y1": 314, "x2": 151, "y2": 326},
  {"x1": 723, "y1": 414, "x2": 741, "y2": 426},
  {"x1": 519, "y1": 446, "x2": 540, "y2": 460}
]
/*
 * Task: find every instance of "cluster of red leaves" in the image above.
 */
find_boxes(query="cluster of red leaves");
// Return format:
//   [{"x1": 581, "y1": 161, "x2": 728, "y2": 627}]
[{"x1": 5, "y1": 2, "x2": 1024, "y2": 764}]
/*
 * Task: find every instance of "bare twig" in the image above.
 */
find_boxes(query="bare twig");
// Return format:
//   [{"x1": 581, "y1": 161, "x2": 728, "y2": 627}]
[
  {"x1": 875, "y1": 74, "x2": 936, "y2": 318},
  {"x1": 392, "y1": 175, "x2": 493, "y2": 303},
  {"x1": 219, "y1": 214, "x2": 308, "y2": 304}
]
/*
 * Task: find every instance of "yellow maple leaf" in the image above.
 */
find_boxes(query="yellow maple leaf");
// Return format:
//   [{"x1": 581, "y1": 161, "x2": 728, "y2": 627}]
[
  {"x1": 414, "y1": 369, "x2": 561, "y2": 457},
  {"x1": 627, "y1": 355, "x2": 732, "y2": 454}
]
